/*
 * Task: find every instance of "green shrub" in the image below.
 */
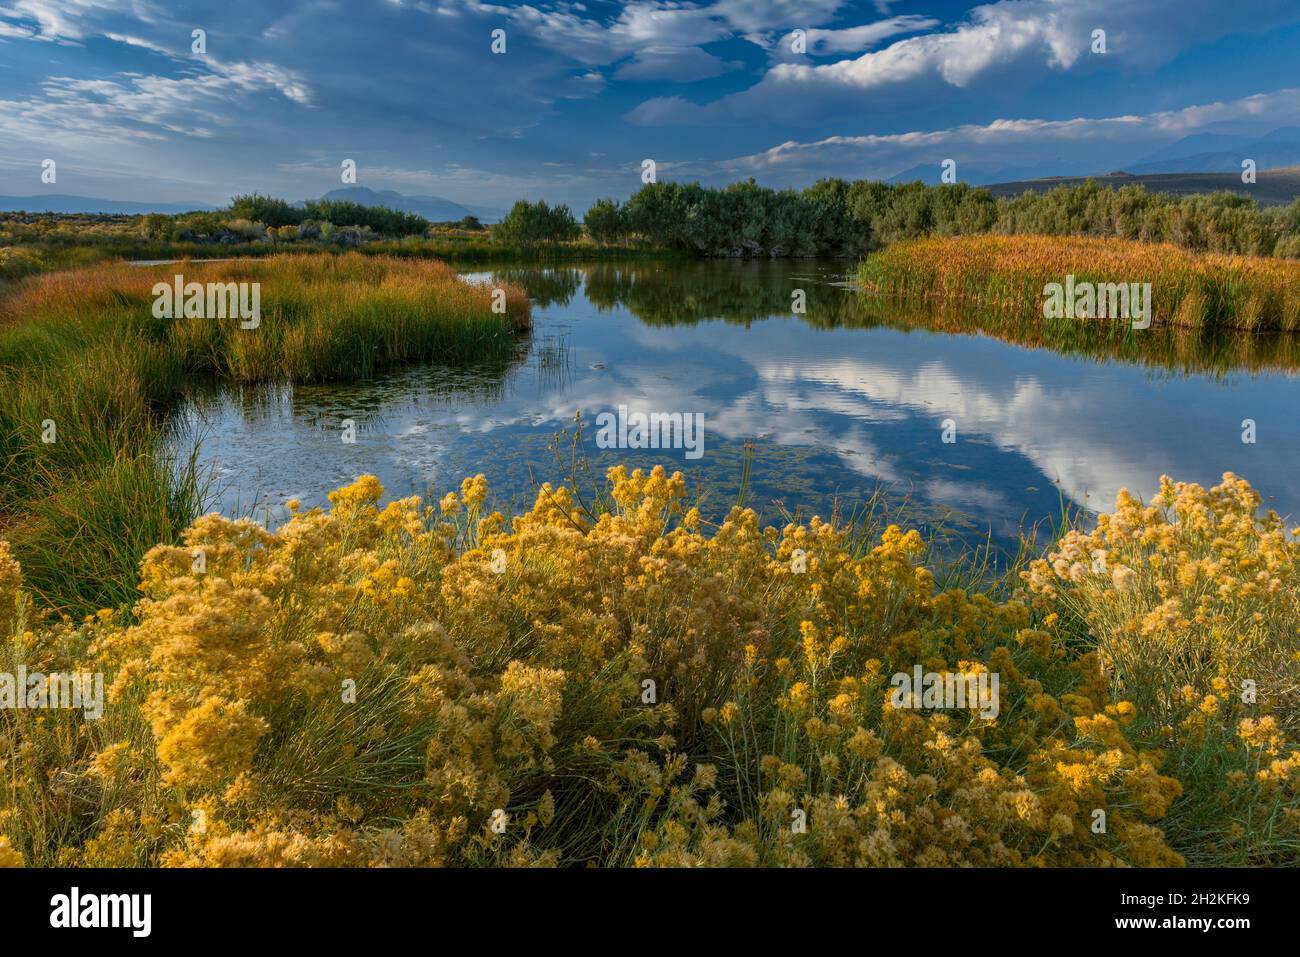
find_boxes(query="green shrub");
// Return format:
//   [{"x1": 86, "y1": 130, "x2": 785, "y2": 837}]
[
  {"x1": 0, "y1": 247, "x2": 45, "y2": 281},
  {"x1": 228, "y1": 193, "x2": 307, "y2": 228},
  {"x1": 495, "y1": 200, "x2": 582, "y2": 246},
  {"x1": 584, "y1": 198, "x2": 626, "y2": 244},
  {"x1": 302, "y1": 200, "x2": 428, "y2": 237}
]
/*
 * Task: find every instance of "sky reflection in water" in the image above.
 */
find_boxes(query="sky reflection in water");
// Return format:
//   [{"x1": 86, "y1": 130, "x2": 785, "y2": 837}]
[{"x1": 169, "y1": 261, "x2": 1300, "y2": 554}]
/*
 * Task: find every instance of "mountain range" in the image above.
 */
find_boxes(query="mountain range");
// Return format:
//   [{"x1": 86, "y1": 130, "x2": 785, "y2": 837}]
[
  {"x1": 1123, "y1": 127, "x2": 1300, "y2": 175},
  {"x1": 886, "y1": 126, "x2": 1300, "y2": 191},
  {"x1": 0, "y1": 187, "x2": 504, "y2": 222},
  {"x1": 980, "y1": 165, "x2": 1300, "y2": 208},
  {"x1": 0, "y1": 194, "x2": 217, "y2": 215},
  {"x1": 306, "y1": 187, "x2": 505, "y2": 223},
  {"x1": 4, "y1": 130, "x2": 1299, "y2": 217},
  {"x1": 887, "y1": 159, "x2": 1098, "y2": 186}
]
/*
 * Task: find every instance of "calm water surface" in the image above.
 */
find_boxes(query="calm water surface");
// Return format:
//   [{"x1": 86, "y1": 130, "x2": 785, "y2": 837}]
[{"x1": 168, "y1": 260, "x2": 1300, "y2": 552}]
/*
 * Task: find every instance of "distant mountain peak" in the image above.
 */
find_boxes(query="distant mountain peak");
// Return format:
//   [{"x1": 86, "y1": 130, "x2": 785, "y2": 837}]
[
  {"x1": 1126, "y1": 126, "x2": 1300, "y2": 176},
  {"x1": 313, "y1": 186, "x2": 503, "y2": 223},
  {"x1": 983, "y1": 165, "x2": 1300, "y2": 208}
]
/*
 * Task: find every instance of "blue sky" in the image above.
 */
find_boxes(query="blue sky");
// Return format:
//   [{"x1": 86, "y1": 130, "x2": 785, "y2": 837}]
[{"x1": 1, "y1": 0, "x2": 1298, "y2": 209}]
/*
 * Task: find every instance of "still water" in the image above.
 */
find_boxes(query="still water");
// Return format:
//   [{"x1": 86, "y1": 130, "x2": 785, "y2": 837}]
[{"x1": 169, "y1": 260, "x2": 1300, "y2": 551}]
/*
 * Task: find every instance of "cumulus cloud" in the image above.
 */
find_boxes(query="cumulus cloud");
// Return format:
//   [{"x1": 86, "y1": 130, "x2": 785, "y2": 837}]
[
  {"x1": 2, "y1": 0, "x2": 1296, "y2": 212},
  {"x1": 628, "y1": 0, "x2": 1300, "y2": 125}
]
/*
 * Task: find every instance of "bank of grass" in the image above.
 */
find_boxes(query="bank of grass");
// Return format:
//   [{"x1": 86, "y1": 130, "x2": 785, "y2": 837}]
[
  {"x1": 1, "y1": 236, "x2": 678, "y2": 282},
  {"x1": 0, "y1": 254, "x2": 530, "y2": 612},
  {"x1": 0, "y1": 466, "x2": 1294, "y2": 868},
  {"x1": 859, "y1": 235, "x2": 1300, "y2": 332}
]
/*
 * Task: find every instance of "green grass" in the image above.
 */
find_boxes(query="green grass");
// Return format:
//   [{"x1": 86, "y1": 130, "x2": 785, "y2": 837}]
[
  {"x1": 3, "y1": 235, "x2": 680, "y2": 277},
  {"x1": 0, "y1": 254, "x2": 530, "y2": 613}
]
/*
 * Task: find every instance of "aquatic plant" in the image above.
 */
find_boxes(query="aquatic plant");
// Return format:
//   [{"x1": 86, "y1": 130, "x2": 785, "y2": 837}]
[
  {"x1": 0, "y1": 254, "x2": 529, "y2": 612},
  {"x1": 858, "y1": 235, "x2": 1300, "y2": 332}
]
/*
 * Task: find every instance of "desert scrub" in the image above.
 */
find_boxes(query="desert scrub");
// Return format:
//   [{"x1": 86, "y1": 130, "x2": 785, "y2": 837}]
[
  {"x1": 1024, "y1": 472, "x2": 1300, "y2": 864},
  {"x1": 0, "y1": 254, "x2": 530, "y2": 612},
  {"x1": 858, "y1": 235, "x2": 1300, "y2": 332},
  {"x1": 0, "y1": 466, "x2": 1293, "y2": 868},
  {"x1": 0, "y1": 247, "x2": 47, "y2": 284}
]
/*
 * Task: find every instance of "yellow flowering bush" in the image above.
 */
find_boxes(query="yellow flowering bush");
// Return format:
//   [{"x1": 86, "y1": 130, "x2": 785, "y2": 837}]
[
  {"x1": 1024, "y1": 473, "x2": 1300, "y2": 864},
  {"x1": 0, "y1": 467, "x2": 1294, "y2": 866}
]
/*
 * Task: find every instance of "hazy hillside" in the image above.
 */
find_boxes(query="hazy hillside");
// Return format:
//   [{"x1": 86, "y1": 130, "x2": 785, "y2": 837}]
[
  {"x1": 0, "y1": 194, "x2": 216, "y2": 215},
  {"x1": 887, "y1": 127, "x2": 1300, "y2": 190},
  {"x1": 983, "y1": 166, "x2": 1300, "y2": 207},
  {"x1": 0, "y1": 188, "x2": 504, "y2": 221},
  {"x1": 313, "y1": 187, "x2": 504, "y2": 223},
  {"x1": 1125, "y1": 127, "x2": 1300, "y2": 175},
  {"x1": 887, "y1": 160, "x2": 1095, "y2": 186}
]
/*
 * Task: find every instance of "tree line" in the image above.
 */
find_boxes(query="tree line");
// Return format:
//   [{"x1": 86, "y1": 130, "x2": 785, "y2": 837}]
[
  {"x1": 39, "y1": 178, "x2": 1300, "y2": 258},
  {"x1": 562, "y1": 178, "x2": 1300, "y2": 258},
  {"x1": 135, "y1": 194, "x2": 482, "y2": 244}
]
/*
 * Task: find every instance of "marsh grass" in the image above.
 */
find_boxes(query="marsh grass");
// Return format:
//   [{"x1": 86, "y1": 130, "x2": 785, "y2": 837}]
[
  {"x1": 0, "y1": 254, "x2": 530, "y2": 613},
  {"x1": 3, "y1": 238, "x2": 676, "y2": 279},
  {"x1": 859, "y1": 235, "x2": 1300, "y2": 332}
]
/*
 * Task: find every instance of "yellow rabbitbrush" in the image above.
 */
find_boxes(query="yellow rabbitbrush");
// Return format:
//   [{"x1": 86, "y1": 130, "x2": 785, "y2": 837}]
[{"x1": 0, "y1": 467, "x2": 1295, "y2": 867}]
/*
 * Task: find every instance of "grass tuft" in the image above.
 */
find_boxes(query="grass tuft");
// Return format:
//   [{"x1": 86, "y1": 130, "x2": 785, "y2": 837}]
[{"x1": 0, "y1": 253, "x2": 530, "y2": 613}]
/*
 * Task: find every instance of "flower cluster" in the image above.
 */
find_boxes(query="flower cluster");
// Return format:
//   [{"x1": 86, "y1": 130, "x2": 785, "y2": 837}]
[
  {"x1": 1024, "y1": 473, "x2": 1299, "y2": 863},
  {"x1": 0, "y1": 468, "x2": 1294, "y2": 867}
]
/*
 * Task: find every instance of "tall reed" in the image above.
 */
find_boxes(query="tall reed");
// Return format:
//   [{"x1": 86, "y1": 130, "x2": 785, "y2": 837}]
[
  {"x1": 0, "y1": 254, "x2": 530, "y2": 612},
  {"x1": 858, "y1": 235, "x2": 1300, "y2": 332}
]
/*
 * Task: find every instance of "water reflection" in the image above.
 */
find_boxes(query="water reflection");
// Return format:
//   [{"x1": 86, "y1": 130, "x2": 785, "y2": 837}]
[{"x1": 170, "y1": 260, "x2": 1300, "y2": 551}]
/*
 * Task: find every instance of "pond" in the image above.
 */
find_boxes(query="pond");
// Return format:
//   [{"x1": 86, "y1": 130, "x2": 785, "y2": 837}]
[{"x1": 168, "y1": 259, "x2": 1300, "y2": 555}]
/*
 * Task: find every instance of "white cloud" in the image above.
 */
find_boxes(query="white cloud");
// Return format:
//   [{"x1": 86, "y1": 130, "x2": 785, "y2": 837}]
[
  {"x1": 0, "y1": 59, "x2": 313, "y2": 145},
  {"x1": 714, "y1": 87, "x2": 1300, "y2": 180},
  {"x1": 628, "y1": 0, "x2": 1300, "y2": 125},
  {"x1": 707, "y1": 0, "x2": 846, "y2": 34},
  {"x1": 763, "y1": 16, "x2": 940, "y2": 59},
  {"x1": 0, "y1": 0, "x2": 148, "y2": 42},
  {"x1": 614, "y1": 46, "x2": 741, "y2": 82},
  {"x1": 103, "y1": 32, "x2": 174, "y2": 55},
  {"x1": 441, "y1": 0, "x2": 901, "y2": 80}
]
